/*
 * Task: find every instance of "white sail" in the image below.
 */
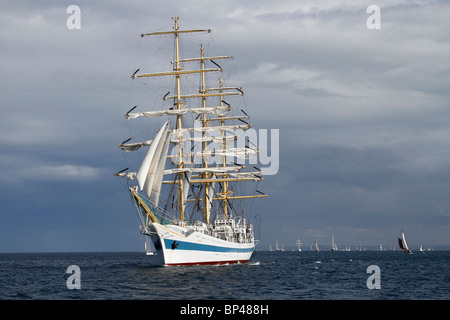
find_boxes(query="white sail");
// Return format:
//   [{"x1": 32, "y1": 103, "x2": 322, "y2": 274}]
[
  {"x1": 398, "y1": 231, "x2": 412, "y2": 253},
  {"x1": 401, "y1": 232, "x2": 410, "y2": 251},
  {"x1": 206, "y1": 174, "x2": 216, "y2": 213},
  {"x1": 136, "y1": 121, "x2": 169, "y2": 191},
  {"x1": 126, "y1": 106, "x2": 231, "y2": 119},
  {"x1": 149, "y1": 133, "x2": 171, "y2": 205},
  {"x1": 182, "y1": 171, "x2": 191, "y2": 210},
  {"x1": 331, "y1": 236, "x2": 338, "y2": 251},
  {"x1": 143, "y1": 125, "x2": 170, "y2": 199}
]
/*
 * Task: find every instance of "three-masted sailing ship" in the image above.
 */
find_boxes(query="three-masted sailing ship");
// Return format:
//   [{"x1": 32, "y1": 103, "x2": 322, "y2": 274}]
[{"x1": 115, "y1": 18, "x2": 267, "y2": 265}]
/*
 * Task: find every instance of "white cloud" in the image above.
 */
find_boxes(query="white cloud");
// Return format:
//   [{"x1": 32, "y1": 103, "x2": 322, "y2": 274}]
[
  {"x1": 25, "y1": 164, "x2": 105, "y2": 182},
  {"x1": 0, "y1": 154, "x2": 106, "y2": 184}
]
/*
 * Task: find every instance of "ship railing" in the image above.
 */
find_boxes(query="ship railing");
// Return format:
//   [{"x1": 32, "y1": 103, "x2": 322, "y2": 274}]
[{"x1": 136, "y1": 192, "x2": 193, "y2": 227}]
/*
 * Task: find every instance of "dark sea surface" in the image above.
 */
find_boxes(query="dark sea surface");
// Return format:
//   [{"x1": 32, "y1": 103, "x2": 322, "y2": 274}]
[{"x1": 1, "y1": 250, "x2": 449, "y2": 300}]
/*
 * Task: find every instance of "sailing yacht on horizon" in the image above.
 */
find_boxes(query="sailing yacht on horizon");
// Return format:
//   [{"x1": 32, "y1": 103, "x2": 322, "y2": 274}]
[
  {"x1": 296, "y1": 238, "x2": 302, "y2": 252},
  {"x1": 115, "y1": 18, "x2": 267, "y2": 265},
  {"x1": 314, "y1": 240, "x2": 320, "y2": 252},
  {"x1": 331, "y1": 236, "x2": 338, "y2": 251},
  {"x1": 398, "y1": 231, "x2": 412, "y2": 254}
]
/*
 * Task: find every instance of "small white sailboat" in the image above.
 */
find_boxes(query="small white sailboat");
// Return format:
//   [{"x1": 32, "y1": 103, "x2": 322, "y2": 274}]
[
  {"x1": 145, "y1": 237, "x2": 155, "y2": 255},
  {"x1": 331, "y1": 236, "x2": 338, "y2": 251},
  {"x1": 275, "y1": 241, "x2": 280, "y2": 251},
  {"x1": 398, "y1": 231, "x2": 412, "y2": 254},
  {"x1": 314, "y1": 240, "x2": 320, "y2": 252}
]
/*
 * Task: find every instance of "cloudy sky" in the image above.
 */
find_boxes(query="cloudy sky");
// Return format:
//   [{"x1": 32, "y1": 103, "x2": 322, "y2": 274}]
[{"x1": 1, "y1": 0, "x2": 449, "y2": 252}]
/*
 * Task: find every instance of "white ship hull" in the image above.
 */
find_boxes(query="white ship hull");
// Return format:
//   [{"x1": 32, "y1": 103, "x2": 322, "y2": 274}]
[{"x1": 148, "y1": 223, "x2": 255, "y2": 266}]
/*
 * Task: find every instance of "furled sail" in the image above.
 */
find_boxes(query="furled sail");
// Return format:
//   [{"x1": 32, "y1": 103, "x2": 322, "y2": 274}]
[
  {"x1": 228, "y1": 171, "x2": 263, "y2": 180},
  {"x1": 196, "y1": 147, "x2": 258, "y2": 159},
  {"x1": 172, "y1": 123, "x2": 251, "y2": 134},
  {"x1": 119, "y1": 140, "x2": 153, "y2": 151},
  {"x1": 115, "y1": 171, "x2": 136, "y2": 179},
  {"x1": 125, "y1": 106, "x2": 231, "y2": 120},
  {"x1": 170, "y1": 135, "x2": 238, "y2": 144},
  {"x1": 163, "y1": 166, "x2": 242, "y2": 175}
]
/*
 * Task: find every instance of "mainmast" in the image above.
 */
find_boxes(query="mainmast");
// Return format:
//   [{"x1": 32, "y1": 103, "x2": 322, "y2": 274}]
[
  {"x1": 174, "y1": 17, "x2": 185, "y2": 222},
  {"x1": 200, "y1": 44, "x2": 211, "y2": 225},
  {"x1": 219, "y1": 78, "x2": 229, "y2": 219}
]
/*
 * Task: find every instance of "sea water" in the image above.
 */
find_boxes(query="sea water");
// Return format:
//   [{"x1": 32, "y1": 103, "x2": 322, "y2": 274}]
[{"x1": 0, "y1": 250, "x2": 449, "y2": 300}]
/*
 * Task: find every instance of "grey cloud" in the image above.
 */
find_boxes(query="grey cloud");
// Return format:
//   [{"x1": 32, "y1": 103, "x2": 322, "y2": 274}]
[{"x1": 1, "y1": 0, "x2": 449, "y2": 252}]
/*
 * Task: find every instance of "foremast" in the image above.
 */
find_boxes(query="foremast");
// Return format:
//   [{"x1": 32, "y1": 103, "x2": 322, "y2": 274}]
[{"x1": 134, "y1": 17, "x2": 209, "y2": 222}]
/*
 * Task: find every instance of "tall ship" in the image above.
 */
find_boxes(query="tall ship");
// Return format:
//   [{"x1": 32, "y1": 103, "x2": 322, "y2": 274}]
[
  {"x1": 296, "y1": 238, "x2": 302, "y2": 251},
  {"x1": 116, "y1": 18, "x2": 267, "y2": 266}
]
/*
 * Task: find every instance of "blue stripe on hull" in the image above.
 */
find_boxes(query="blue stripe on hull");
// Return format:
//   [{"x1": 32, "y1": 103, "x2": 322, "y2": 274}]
[{"x1": 163, "y1": 239, "x2": 254, "y2": 253}]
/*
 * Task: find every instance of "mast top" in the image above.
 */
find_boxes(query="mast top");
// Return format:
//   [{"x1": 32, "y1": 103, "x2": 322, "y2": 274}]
[{"x1": 140, "y1": 17, "x2": 211, "y2": 38}]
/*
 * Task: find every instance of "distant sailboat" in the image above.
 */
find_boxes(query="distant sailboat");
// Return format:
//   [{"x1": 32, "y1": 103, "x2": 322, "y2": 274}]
[
  {"x1": 331, "y1": 236, "x2": 338, "y2": 251},
  {"x1": 314, "y1": 240, "x2": 320, "y2": 252},
  {"x1": 275, "y1": 241, "x2": 282, "y2": 251},
  {"x1": 398, "y1": 231, "x2": 412, "y2": 254},
  {"x1": 145, "y1": 237, "x2": 155, "y2": 255},
  {"x1": 296, "y1": 238, "x2": 302, "y2": 252}
]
